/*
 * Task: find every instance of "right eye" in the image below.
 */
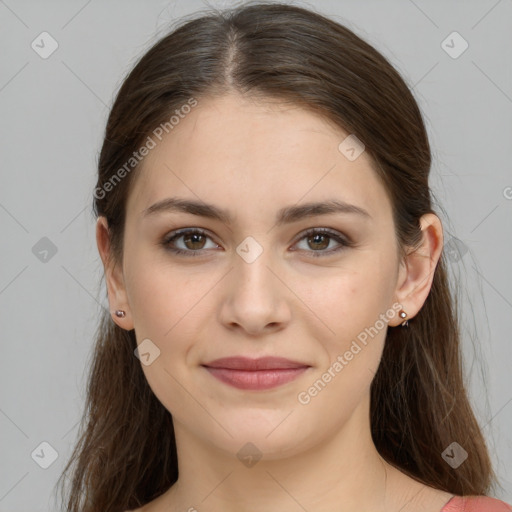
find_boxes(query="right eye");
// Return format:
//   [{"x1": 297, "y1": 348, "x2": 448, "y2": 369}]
[{"x1": 161, "y1": 228, "x2": 220, "y2": 257}]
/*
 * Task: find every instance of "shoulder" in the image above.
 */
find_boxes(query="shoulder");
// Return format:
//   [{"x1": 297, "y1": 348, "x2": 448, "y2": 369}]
[{"x1": 441, "y1": 496, "x2": 512, "y2": 512}]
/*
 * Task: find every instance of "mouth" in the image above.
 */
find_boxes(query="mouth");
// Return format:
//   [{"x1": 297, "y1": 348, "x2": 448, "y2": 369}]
[{"x1": 201, "y1": 356, "x2": 311, "y2": 391}]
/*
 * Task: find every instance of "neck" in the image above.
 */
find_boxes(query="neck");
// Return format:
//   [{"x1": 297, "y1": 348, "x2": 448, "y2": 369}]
[{"x1": 162, "y1": 395, "x2": 410, "y2": 512}]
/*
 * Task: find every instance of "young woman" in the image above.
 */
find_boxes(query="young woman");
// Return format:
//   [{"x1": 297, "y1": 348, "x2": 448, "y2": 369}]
[{"x1": 56, "y1": 3, "x2": 511, "y2": 511}]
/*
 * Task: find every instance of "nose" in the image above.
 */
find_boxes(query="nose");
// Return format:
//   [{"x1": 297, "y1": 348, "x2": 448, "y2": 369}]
[{"x1": 218, "y1": 245, "x2": 291, "y2": 337}]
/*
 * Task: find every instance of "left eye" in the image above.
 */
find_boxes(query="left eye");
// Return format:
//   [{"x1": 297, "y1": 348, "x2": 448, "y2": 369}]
[
  {"x1": 162, "y1": 228, "x2": 351, "y2": 257},
  {"x1": 293, "y1": 228, "x2": 350, "y2": 256}
]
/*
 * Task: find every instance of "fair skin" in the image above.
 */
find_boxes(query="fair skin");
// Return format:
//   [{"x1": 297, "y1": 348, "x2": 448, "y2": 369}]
[{"x1": 97, "y1": 93, "x2": 452, "y2": 512}]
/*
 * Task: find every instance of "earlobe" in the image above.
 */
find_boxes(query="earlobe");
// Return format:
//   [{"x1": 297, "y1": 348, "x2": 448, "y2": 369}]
[
  {"x1": 390, "y1": 213, "x2": 444, "y2": 327},
  {"x1": 95, "y1": 216, "x2": 134, "y2": 330}
]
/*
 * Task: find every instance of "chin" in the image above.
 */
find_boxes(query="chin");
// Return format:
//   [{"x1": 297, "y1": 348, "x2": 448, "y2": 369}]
[{"x1": 194, "y1": 408, "x2": 316, "y2": 461}]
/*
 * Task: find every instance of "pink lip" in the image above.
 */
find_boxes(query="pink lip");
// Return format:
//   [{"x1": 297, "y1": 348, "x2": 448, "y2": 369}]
[{"x1": 202, "y1": 357, "x2": 310, "y2": 390}]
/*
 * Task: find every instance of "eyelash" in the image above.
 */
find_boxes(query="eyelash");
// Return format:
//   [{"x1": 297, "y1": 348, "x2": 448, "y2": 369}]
[{"x1": 161, "y1": 227, "x2": 353, "y2": 258}]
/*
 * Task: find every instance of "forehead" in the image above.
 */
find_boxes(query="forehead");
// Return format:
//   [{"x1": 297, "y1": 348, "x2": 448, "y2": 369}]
[{"x1": 126, "y1": 93, "x2": 391, "y2": 225}]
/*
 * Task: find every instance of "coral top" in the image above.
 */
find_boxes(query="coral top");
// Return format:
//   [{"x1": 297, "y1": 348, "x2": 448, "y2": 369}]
[{"x1": 441, "y1": 496, "x2": 512, "y2": 511}]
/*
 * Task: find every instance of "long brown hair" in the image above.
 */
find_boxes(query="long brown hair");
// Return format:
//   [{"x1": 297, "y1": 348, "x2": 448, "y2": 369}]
[{"x1": 55, "y1": 3, "x2": 495, "y2": 510}]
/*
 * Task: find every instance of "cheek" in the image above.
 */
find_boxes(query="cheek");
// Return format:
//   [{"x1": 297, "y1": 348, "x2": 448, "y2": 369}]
[
  {"x1": 295, "y1": 271, "x2": 390, "y2": 415},
  {"x1": 300, "y1": 263, "x2": 393, "y2": 336},
  {"x1": 125, "y1": 245, "x2": 211, "y2": 337},
  {"x1": 127, "y1": 259, "x2": 213, "y2": 417},
  {"x1": 294, "y1": 255, "x2": 395, "y2": 384}
]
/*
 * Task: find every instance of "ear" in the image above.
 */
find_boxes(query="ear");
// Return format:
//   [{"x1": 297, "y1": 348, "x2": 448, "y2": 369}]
[
  {"x1": 389, "y1": 213, "x2": 444, "y2": 327},
  {"x1": 96, "y1": 216, "x2": 134, "y2": 330}
]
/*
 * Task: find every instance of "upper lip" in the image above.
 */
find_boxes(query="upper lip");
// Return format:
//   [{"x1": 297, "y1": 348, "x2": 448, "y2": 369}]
[{"x1": 202, "y1": 356, "x2": 310, "y2": 371}]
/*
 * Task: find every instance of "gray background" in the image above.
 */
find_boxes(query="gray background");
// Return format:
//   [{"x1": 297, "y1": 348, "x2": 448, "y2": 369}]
[{"x1": 1, "y1": 0, "x2": 511, "y2": 510}]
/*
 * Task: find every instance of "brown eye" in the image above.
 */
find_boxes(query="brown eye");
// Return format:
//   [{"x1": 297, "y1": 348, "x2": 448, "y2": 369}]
[
  {"x1": 182, "y1": 232, "x2": 207, "y2": 250},
  {"x1": 306, "y1": 233, "x2": 330, "y2": 251},
  {"x1": 162, "y1": 228, "x2": 218, "y2": 256},
  {"x1": 293, "y1": 228, "x2": 351, "y2": 257}
]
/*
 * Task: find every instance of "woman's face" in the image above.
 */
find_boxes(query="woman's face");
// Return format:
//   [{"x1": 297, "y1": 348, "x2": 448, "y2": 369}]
[{"x1": 102, "y1": 93, "x2": 411, "y2": 459}]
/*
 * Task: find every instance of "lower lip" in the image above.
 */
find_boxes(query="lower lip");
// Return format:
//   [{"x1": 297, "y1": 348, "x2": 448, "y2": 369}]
[{"x1": 203, "y1": 367, "x2": 309, "y2": 390}]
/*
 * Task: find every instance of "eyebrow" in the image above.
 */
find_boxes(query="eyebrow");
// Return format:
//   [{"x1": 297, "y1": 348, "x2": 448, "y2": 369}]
[{"x1": 142, "y1": 197, "x2": 371, "y2": 225}]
